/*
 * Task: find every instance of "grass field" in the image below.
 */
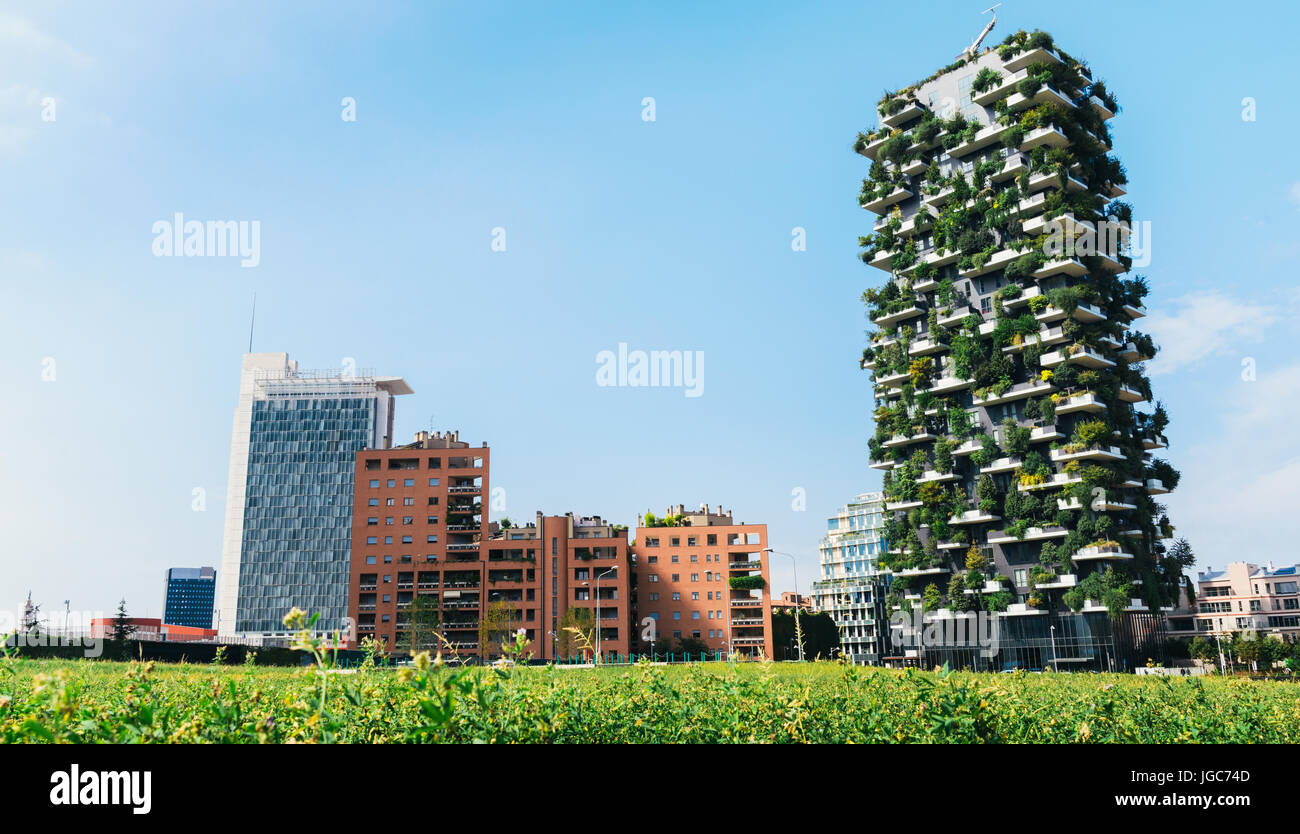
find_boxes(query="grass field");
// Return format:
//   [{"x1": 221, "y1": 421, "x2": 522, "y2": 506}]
[{"x1": 3, "y1": 649, "x2": 1298, "y2": 743}]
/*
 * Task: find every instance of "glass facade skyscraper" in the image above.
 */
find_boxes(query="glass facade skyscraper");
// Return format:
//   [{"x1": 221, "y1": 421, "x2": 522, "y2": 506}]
[
  {"x1": 217, "y1": 353, "x2": 411, "y2": 640},
  {"x1": 163, "y1": 566, "x2": 216, "y2": 629},
  {"x1": 812, "y1": 492, "x2": 889, "y2": 664}
]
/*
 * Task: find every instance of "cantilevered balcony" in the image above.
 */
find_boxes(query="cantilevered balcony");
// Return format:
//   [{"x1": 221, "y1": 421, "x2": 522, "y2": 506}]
[
  {"x1": 1003, "y1": 325, "x2": 1068, "y2": 354},
  {"x1": 1088, "y1": 95, "x2": 1115, "y2": 120},
  {"x1": 1145, "y1": 479, "x2": 1170, "y2": 495},
  {"x1": 916, "y1": 469, "x2": 959, "y2": 483},
  {"x1": 1053, "y1": 392, "x2": 1105, "y2": 414},
  {"x1": 1034, "y1": 573, "x2": 1078, "y2": 590},
  {"x1": 1050, "y1": 445, "x2": 1124, "y2": 463},
  {"x1": 1031, "y1": 257, "x2": 1088, "y2": 280},
  {"x1": 928, "y1": 374, "x2": 974, "y2": 395},
  {"x1": 949, "y1": 509, "x2": 1001, "y2": 526},
  {"x1": 1122, "y1": 303, "x2": 1147, "y2": 319},
  {"x1": 951, "y1": 436, "x2": 984, "y2": 457},
  {"x1": 881, "y1": 99, "x2": 928, "y2": 128},
  {"x1": 1119, "y1": 341, "x2": 1153, "y2": 362},
  {"x1": 1030, "y1": 424, "x2": 1065, "y2": 443},
  {"x1": 885, "y1": 499, "x2": 923, "y2": 511},
  {"x1": 959, "y1": 247, "x2": 1020, "y2": 278},
  {"x1": 1039, "y1": 345, "x2": 1116, "y2": 370},
  {"x1": 993, "y1": 151, "x2": 1031, "y2": 182},
  {"x1": 875, "y1": 369, "x2": 911, "y2": 389},
  {"x1": 871, "y1": 304, "x2": 924, "y2": 328},
  {"x1": 867, "y1": 247, "x2": 893, "y2": 271},
  {"x1": 1020, "y1": 124, "x2": 1069, "y2": 151},
  {"x1": 1072, "y1": 544, "x2": 1134, "y2": 562},
  {"x1": 973, "y1": 69, "x2": 1027, "y2": 106},
  {"x1": 987, "y1": 526, "x2": 1068, "y2": 545},
  {"x1": 1021, "y1": 212, "x2": 1093, "y2": 237},
  {"x1": 1004, "y1": 46, "x2": 1064, "y2": 73},
  {"x1": 862, "y1": 185, "x2": 913, "y2": 214},
  {"x1": 1004, "y1": 85, "x2": 1076, "y2": 114},
  {"x1": 948, "y1": 122, "x2": 1008, "y2": 158},
  {"x1": 908, "y1": 335, "x2": 946, "y2": 356},
  {"x1": 1117, "y1": 384, "x2": 1147, "y2": 403},
  {"x1": 1018, "y1": 471, "x2": 1084, "y2": 493},
  {"x1": 971, "y1": 379, "x2": 1054, "y2": 407},
  {"x1": 1025, "y1": 169, "x2": 1087, "y2": 194},
  {"x1": 979, "y1": 456, "x2": 1022, "y2": 475},
  {"x1": 882, "y1": 430, "x2": 936, "y2": 448}
]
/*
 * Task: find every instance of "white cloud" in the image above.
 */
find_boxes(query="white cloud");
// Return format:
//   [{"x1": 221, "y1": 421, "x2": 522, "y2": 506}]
[
  {"x1": 0, "y1": 14, "x2": 92, "y2": 67},
  {"x1": 1164, "y1": 362, "x2": 1300, "y2": 572},
  {"x1": 1144, "y1": 290, "x2": 1279, "y2": 376}
]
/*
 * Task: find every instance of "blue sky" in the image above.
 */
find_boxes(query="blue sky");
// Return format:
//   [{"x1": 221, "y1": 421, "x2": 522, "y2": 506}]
[{"x1": 2, "y1": 0, "x2": 1298, "y2": 623}]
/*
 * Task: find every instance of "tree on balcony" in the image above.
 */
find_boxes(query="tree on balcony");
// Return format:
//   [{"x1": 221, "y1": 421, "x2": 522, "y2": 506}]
[{"x1": 406, "y1": 594, "x2": 441, "y2": 657}]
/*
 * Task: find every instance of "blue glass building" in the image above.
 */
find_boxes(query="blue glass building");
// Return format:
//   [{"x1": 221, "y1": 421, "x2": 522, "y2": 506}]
[
  {"x1": 217, "y1": 354, "x2": 411, "y2": 640},
  {"x1": 163, "y1": 566, "x2": 216, "y2": 629}
]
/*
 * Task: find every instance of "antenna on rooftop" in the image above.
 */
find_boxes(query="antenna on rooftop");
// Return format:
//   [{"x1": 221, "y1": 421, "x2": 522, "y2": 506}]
[
  {"x1": 247, "y1": 292, "x2": 257, "y2": 353},
  {"x1": 961, "y1": 3, "x2": 1001, "y2": 60}
]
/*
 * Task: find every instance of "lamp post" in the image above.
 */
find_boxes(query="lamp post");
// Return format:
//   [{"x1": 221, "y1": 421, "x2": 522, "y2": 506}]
[
  {"x1": 1049, "y1": 624, "x2": 1059, "y2": 672},
  {"x1": 594, "y1": 567, "x2": 616, "y2": 663},
  {"x1": 763, "y1": 549, "x2": 804, "y2": 661}
]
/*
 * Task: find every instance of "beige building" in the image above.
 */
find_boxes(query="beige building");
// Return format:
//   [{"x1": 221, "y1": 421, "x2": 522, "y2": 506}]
[{"x1": 1166, "y1": 562, "x2": 1300, "y2": 642}]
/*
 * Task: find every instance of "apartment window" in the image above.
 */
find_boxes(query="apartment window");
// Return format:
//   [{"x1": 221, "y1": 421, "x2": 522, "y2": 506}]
[
  {"x1": 672, "y1": 592, "x2": 681, "y2": 601},
  {"x1": 690, "y1": 555, "x2": 699, "y2": 563},
  {"x1": 429, "y1": 478, "x2": 440, "y2": 486},
  {"x1": 426, "y1": 535, "x2": 437, "y2": 543},
  {"x1": 687, "y1": 537, "x2": 696, "y2": 547},
  {"x1": 690, "y1": 573, "x2": 699, "y2": 582},
  {"x1": 1286, "y1": 599, "x2": 1299, "y2": 611},
  {"x1": 672, "y1": 612, "x2": 681, "y2": 620},
  {"x1": 403, "y1": 497, "x2": 415, "y2": 506},
  {"x1": 368, "y1": 498, "x2": 378, "y2": 507},
  {"x1": 552, "y1": 537, "x2": 558, "y2": 556},
  {"x1": 691, "y1": 592, "x2": 699, "y2": 600},
  {"x1": 648, "y1": 574, "x2": 659, "y2": 583},
  {"x1": 367, "y1": 517, "x2": 378, "y2": 526},
  {"x1": 402, "y1": 517, "x2": 414, "y2": 525},
  {"x1": 428, "y1": 497, "x2": 438, "y2": 506},
  {"x1": 365, "y1": 556, "x2": 376, "y2": 565},
  {"x1": 1278, "y1": 582, "x2": 1299, "y2": 595},
  {"x1": 386, "y1": 498, "x2": 395, "y2": 506},
  {"x1": 428, "y1": 458, "x2": 441, "y2": 469},
  {"x1": 427, "y1": 516, "x2": 437, "y2": 524},
  {"x1": 691, "y1": 611, "x2": 700, "y2": 619},
  {"x1": 670, "y1": 537, "x2": 680, "y2": 547},
  {"x1": 369, "y1": 479, "x2": 380, "y2": 488},
  {"x1": 648, "y1": 555, "x2": 658, "y2": 564},
  {"x1": 648, "y1": 592, "x2": 659, "y2": 601},
  {"x1": 386, "y1": 479, "x2": 395, "y2": 488},
  {"x1": 1014, "y1": 569, "x2": 1027, "y2": 587},
  {"x1": 671, "y1": 574, "x2": 680, "y2": 582},
  {"x1": 671, "y1": 555, "x2": 680, "y2": 563},
  {"x1": 707, "y1": 534, "x2": 717, "y2": 546},
  {"x1": 404, "y1": 479, "x2": 415, "y2": 487},
  {"x1": 366, "y1": 536, "x2": 378, "y2": 545}
]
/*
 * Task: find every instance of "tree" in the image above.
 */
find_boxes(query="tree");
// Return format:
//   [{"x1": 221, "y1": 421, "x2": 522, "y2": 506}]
[
  {"x1": 676, "y1": 636, "x2": 709, "y2": 657},
  {"x1": 771, "y1": 610, "x2": 839, "y2": 661},
  {"x1": 478, "y1": 600, "x2": 513, "y2": 660},
  {"x1": 111, "y1": 598, "x2": 136, "y2": 642},
  {"x1": 406, "y1": 594, "x2": 441, "y2": 656},
  {"x1": 556, "y1": 606, "x2": 594, "y2": 658},
  {"x1": 20, "y1": 592, "x2": 40, "y2": 636}
]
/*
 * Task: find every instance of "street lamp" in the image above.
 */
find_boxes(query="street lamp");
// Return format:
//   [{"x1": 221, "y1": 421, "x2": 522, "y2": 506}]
[
  {"x1": 581, "y1": 567, "x2": 618, "y2": 664},
  {"x1": 763, "y1": 549, "x2": 804, "y2": 661},
  {"x1": 1049, "y1": 624, "x2": 1059, "y2": 672}
]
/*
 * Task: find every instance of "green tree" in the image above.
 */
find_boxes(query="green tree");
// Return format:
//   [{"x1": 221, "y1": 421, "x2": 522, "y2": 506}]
[
  {"x1": 110, "y1": 598, "x2": 136, "y2": 642},
  {"x1": 556, "y1": 606, "x2": 594, "y2": 658},
  {"x1": 406, "y1": 594, "x2": 441, "y2": 656},
  {"x1": 479, "y1": 600, "x2": 513, "y2": 660}
]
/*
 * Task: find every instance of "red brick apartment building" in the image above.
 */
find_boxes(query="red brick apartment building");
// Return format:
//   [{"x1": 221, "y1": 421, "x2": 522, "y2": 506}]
[
  {"x1": 488, "y1": 512, "x2": 632, "y2": 661},
  {"x1": 348, "y1": 430, "x2": 490, "y2": 653},
  {"x1": 632, "y1": 504, "x2": 773, "y2": 658},
  {"x1": 349, "y1": 431, "x2": 632, "y2": 660}
]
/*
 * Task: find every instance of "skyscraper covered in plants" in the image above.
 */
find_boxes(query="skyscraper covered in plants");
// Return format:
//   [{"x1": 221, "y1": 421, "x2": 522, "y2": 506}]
[{"x1": 855, "y1": 28, "x2": 1182, "y2": 670}]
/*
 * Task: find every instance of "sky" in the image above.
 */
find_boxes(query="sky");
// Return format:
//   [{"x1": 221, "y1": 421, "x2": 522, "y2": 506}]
[{"x1": 2, "y1": 0, "x2": 1298, "y2": 625}]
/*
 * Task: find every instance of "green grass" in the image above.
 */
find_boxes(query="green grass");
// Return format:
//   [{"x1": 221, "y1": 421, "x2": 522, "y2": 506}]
[{"x1": 3, "y1": 656, "x2": 1297, "y2": 743}]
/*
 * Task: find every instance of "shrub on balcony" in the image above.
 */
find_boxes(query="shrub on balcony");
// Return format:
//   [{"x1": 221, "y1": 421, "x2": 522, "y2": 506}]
[
  {"x1": 971, "y1": 434, "x2": 999, "y2": 467},
  {"x1": 728, "y1": 575, "x2": 767, "y2": 592},
  {"x1": 1001, "y1": 420, "x2": 1032, "y2": 457},
  {"x1": 972, "y1": 66, "x2": 1002, "y2": 95}
]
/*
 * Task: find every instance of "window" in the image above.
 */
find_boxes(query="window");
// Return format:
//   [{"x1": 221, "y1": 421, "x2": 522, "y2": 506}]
[
  {"x1": 691, "y1": 592, "x2": 699, "y2": 600},
  {"x1": 670, "y1": 537, "x2": 680, "y2": 547},
  {"x1": 671, "y1": 555, "x2": 679, "y2": 564},
  {"x1": 404, "y1": 479, "x2": 415, "y2": 487},
  {"x1": 403, "y1": 497, "x2": 415, "y2": 506},
  {"x1": 691, "y1": 611, "x2": 700, "y2": 619},
  {"x1": 1014, "y1": 569, "x2": 1027, "y2": 587},
  {"x1": 369, "y1": 479, "x2": 380, "y2": 488},
  {"x1": 707, "y1": 534, "x2": 717, "y2": 546},
  {"x1": 402, "y1": 516, "x2": 414, "y2": 525},
  {"x1": 367, "y1": 517, "x2": 378, "y2": 526},
  {"x1": 366, "y1": 556, "x2": 377, "y2": 564},
  {"x1": 671, "y1": 574, "x2": 680, "y2": 582},
  {"x1": 427, "y1": 535, "x2": 437, "y2": 543},
  {"x1": 690, "y1": 555, "x2": 698, "y2": 563},
  {"x1": 687, "y1": 537, "x2": 696, "y2": 547},
  {"x1": 691, "y1": 573, "x2": 699, "y2": 582},
  {"x1": 386, "y1": 479, "x2": 395, "y2": 488},
  {"x1": 384, "y1": 536, "x2": 393, "y2": 545},
  {"x1": 368, "y1": 498, "x2": 378, "y2": 507},
  {"x1": 401, "y1": 536, "x2": 413, "y2": 544},
  {"x1": 648, "y1": 574, "x2": 658, "y2": 583},
  {"x1": 429, "y1": 478, "x2": 440, "y2": 486},
  {"x1": 366, "y1": 536, "x2": 377, "y2": 545},
  {"x1": 672, "y1": 592, "x2": 681, "y2": 601},
  {"x1": 672, "y1": 612, "x2": 681, "y2": 620}
]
